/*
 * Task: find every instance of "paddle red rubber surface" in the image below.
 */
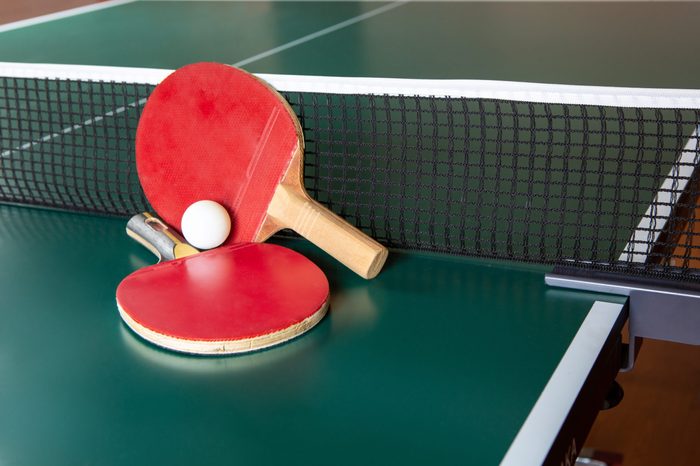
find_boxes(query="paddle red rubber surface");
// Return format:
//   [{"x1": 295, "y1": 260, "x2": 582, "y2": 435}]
[
  {"x1": 116, "y1": 243, "x2": 329, "y2": 343},
  {"x1": 135, "y1": 62, "x2": 300, "y2": 243}
]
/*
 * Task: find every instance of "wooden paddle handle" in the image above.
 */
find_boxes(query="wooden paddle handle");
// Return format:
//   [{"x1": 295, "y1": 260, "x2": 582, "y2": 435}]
[{"x1": 268, "y1": 185, "x2": 388, "y2": 279}]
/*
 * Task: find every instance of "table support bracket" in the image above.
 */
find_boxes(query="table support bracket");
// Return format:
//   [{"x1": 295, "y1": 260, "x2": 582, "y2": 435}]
[{"x1": 545, "y1": 270, "x2": 700, "y2": 371}]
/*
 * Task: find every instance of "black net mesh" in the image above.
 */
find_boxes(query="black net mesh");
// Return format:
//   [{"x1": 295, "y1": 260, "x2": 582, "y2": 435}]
[{"x1": 1, "y1": 75, "x2": 699, "y2": 282}]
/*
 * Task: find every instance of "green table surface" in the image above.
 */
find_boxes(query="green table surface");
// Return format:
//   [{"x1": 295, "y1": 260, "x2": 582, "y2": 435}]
[
  {"x1": 0, "y1": 2, "x2": 657, "y2": 464},
  {"x1": 0, "y1": 1, "x2": 699, "y2": 88},
  {"x1": 0, "y1": 205, "x2": 624, "y2": 465}
]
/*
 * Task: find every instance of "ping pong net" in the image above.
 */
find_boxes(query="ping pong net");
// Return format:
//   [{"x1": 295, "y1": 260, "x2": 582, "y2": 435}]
[{"x1": 1, "y1": 62, "x2": 699, "y2": 285}]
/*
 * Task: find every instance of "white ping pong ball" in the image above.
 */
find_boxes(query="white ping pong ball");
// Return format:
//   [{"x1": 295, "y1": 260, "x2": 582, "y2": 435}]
[{"x1": 181, "y1": 200, "x2": 231, "y2": 250}]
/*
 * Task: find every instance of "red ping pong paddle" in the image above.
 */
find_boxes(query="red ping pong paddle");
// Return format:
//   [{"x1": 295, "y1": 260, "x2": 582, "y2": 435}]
[
  {"x1": 135, "y1": 62, "x2": 388, "y2": 279},
  {"x1": 117, "y1": 213, "x2": 329, "y2": 355}
]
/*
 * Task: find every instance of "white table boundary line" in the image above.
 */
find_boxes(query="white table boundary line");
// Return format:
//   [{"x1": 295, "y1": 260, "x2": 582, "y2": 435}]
[
  {"x1": 619, "y1": 126, "x2": 700, "y2": 263},
  {"x1": 500, "y1": 301, "x2": 625, "y2": 466},
  {"x1": 0, "y1": 0, "x2": 137, "y2": 33}
]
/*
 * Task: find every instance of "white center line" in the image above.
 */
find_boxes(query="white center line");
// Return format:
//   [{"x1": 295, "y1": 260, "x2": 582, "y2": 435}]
[
  {"x1": 233, "y1": 1, "x2": 409, "y2": 68},
  {"x1": 1, "y1": 97, "x2": 147, "y2": 158}
]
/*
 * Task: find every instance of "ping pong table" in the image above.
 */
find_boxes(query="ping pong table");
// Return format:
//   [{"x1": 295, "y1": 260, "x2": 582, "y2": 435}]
[{"x1": 0, "y1": 2, "x2": 698, "y2": 465}]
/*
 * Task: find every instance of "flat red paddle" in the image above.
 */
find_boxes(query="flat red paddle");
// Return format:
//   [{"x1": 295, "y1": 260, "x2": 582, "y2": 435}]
[{"x1": 116, "y1": 213, "x2": 329, "y2": 355}]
